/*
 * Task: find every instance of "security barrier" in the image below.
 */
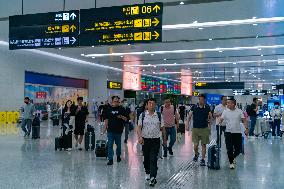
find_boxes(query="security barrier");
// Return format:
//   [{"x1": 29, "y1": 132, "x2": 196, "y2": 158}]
[{"x1": 0, "y1": 111, "x2": 20, "y2": 123}]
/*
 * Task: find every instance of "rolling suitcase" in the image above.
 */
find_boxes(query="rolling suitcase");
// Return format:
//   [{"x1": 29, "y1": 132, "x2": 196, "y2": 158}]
[
  {"x1": 32, "y1": 115, "x2": 40, "y2": 139},
  {"x1": 207, "y1": 125, "x2": 220, "y2": 170},
  {"x1": 95, "y1": 140, "x2": 108, "y2": 157},
  {"x1": 85, "y1": 125, "x2": 95, "y2": 151}
]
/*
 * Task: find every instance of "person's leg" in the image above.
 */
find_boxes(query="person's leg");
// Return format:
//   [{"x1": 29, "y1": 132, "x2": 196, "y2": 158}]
[
  {"x1": 192, "y1": 128, "x2": 199, "y2": 161},
  {"x1": 249, "y1": 117, "x2": 256, "y2": 136},
  {"x1": 272, "y1": 120, "x2": 276, "y2": 136},
  {"x1": 143, "y1": 139, "x2": 151, "y2": 175},
  {"x1": 216, "y1": 125, "x2": 220, "y2": 147},
  {"x1": 21, "y1": 119, "x2": 28, "y2": 135},
  {"x1": 124, "y1": 123, "x2": 129, "y2": 143},
  {"x1": 107, "y1": 132, "x2": 115, "y2": 162},
  {"x1": 276, "y1": 119, "x2": 281, "y2": 136},
  {"x1": 232, "y1": 133, "x2": 242, "y2": 160},
  {"x1": 149, "y1": 138, "x2": 160, "y2": 179},
  {"x1": 163, "y1": 128, "x2": 170, "y2": 157},
  {"x1": 115, "y1": 133, "x2": 122, "y2": 158},
  {"x1": 168, "y1": 127, "x2": 176, "y2": 153},
  {"x1": 26, "y1": 119, "x2": 32, "y2": 135},
  {"x1": 225, "y1": 132, "x2": 234, "y2": 164}
]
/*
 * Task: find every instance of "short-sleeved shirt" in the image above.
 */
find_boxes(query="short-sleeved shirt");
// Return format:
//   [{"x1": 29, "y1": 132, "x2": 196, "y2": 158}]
[
  {"x1": 214, "y1": 104, "x2": 227, "y2": 126},
  {"x1": 23, "y1": 103, "x2": 35, "y2": 120},
  {"x1": 162, "y1": 105, "x2": 176, "y2": 128},
  {"x1": 250, "y1": 103, "x2": 257, "y2": 117},
  {"x1": 75, "y1": 105, "x2": 89, "y2": 126},
  {"x1": 105, "y1": 106, "x2": 126, "y2": 134},
  {"x1": 191, "y1": 104, "x2": 211, "y2": 129},
  {"x1": 138, "y1": 111, "x2": 164, "y2": 139},
  {"x1": 221, "y1": 108, "x2": 244, "y2": 133}
]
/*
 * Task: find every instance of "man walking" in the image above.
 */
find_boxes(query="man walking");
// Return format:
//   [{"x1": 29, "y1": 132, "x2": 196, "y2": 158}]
[
  {"x1": 21, "y1": 97, "x2": 36, "y2": 138},
  {"x1": 219, "y1": 98, "x2": 248, "y2": 169},
  {"x1": 74, "y1": 97, "x2": 89, "y2": 150},
  {"x1": 103, "y1": 96, "x2": 127, "y2": 165},
  {"x1": 249, "y1": 97, "x2": 258, "y2": 137},
  {"x1": 161, "y1": 98, "x2": 179, "y2": 157},
  {"x1": 186, "y1": 94, "x2": 212, "y2": 166},
  {"x1": 137, "y1": 98, "x2": 166, "y2": 187},
  {"x1": 213, "y1": 96, "x2": 227, "y2": 148}
]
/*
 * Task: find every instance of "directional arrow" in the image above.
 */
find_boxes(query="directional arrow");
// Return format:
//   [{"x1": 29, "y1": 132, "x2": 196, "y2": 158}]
[
  {"x1": 152, "y1": 18, "x2": 160, "y2": 26},
  {"x1": 70, "y1": 13, "x2": 77, "y2": 20},
  {"x1": 70, "y1": 25, "x2": 77, "y2": 32},
  {"x1": 70, "y1": 37, "x2": 76, "y2": 44},
  {"x1": 152, "y1": 31, "x2": 160, "y2": 40},
  {"x1": 153, "y1": 5, "x2": 161, "y2": 13}
]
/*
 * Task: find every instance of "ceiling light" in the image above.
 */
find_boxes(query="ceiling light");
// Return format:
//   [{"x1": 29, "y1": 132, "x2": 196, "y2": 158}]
[
  {"x1": 233, "y1": 63, "x2": 236, "y2": 65},
  {"x1": 256, "y1": 35, "x2": 259, "y2": 38},
  {"x1": 164, "y1": 68, "x2": 167, "y2": 71},
  {"x1": 142, "y1": 69, "x2": 145, "y2": 72},
  {"x1": 193, "y1": 21, "x2": 198, "y2": 24},
  {"x1": 268, "y1": 69, "x2": 272, "y2": 71},
  {"x1": 209, "y1": 38, "x2": 213, "y2": 41},
  {"x1": 232, "y1": 76, "x2": 235, "y2": 78},
  {"x1": 174, "y1": 63, "x2": 177, "y2": 64},
  {"x1": 263, "y1": 80, "x2": 265, "y2": 81},
  {"x1": 91, "y1": 57, "x2": 95, "y2": 59},
  {"x1": 128, "y1": 44, "x2": 131, "y2": 46},
  {"x1": 81, "y1": 54, "x2": 85, "y2": 56},
  {"x1": 120, "y1": 56, "x2": 124, "y2": 58},
  {"x1": 219, "y1": 50, "x2": 223, "y2": 53},
  {"x1": 153, "y1": 72, "x2": 156, "y2": 74},
  {"x1": 252, "y1": 17, "x2": 257, "y2": 19},
  {"x1": 151, "y1": 54, "x2": 154, "y2": 56},
  {"x1": 164, "y1": 59, "x2": 167, "y2": 61},
  {"x1": 195, "y1": 71, "x2": 198, "y2": 73},
  {"x1": 180, "y1": 1, "x2": 184, "y2": 5},
  {"x1": 258, "y1": 78, "x2": 261, "y2": 80},
  {"x1": 92, "y1": 46, "x2": 95, "y2": 48},
  {"x1": 154, "y1": 66, "x2": 157, "y2": 68},
  {"x1": 148, "y1": 64, "x2": 151, "y2": 66},
  {"x1": 261, "y1": 54, "x2": 263, "y2": 56},
  {"x1": 198, "y1": 28, "x2": 204, "y2": 30},
  {"x1": 280, "y1": 79, "x2": 283, "y2": 81},
  {"x1": 253, "y1": 24, "x2": 258, "y2": 26},
  {"x1": 199, "y1": 72, "x2": 202, "y2": 74},
  {"x1": 58, "y1": 48, "x2": 62, "y2": 50},
  {"x1": 86, "y1": 45, "x2": 284, "y2": 57},
  {"x1": 258, "y1": 48, "x2": 262, "y2": 51}
]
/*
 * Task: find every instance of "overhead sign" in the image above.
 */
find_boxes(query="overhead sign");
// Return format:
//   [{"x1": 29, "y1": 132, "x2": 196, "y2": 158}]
[
  {"x1": 107, "y1": 81, "x2": 122, "y2": 90},
  {"x1": 195, "y1": 82, "x2": 245, "y2": 90},
  {"x1": 233, "y1": 90, "x2": 268, "y2": 95},
  {"x1": 9, "y1": 10, "x2": 79, "y2": 50},
  {"x1": 276, "y1": 84, "x2": 284, "y2": 89},
  {"x1": 80, "y1": 3, "x2": 163, "y2": 46}
]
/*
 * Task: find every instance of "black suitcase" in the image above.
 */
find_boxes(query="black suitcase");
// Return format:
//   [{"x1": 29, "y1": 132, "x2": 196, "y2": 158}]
[
  {"x1": 55, "y1": 136, "x2": 64, "y2": 151},
  {"x1": 32, "y1": 116, "x2": 40, "y2": 139},
  {"x1": 207, "y1": 125, "x2": 220, "y2": 170},
  {"x1": 85, "y1": 131, "x2": 96, "y2": 151},
  {"x1": 63, "y1": 131, "x2": 73, "y2": 149},
  {"x1": 178, "y1": 123, "x2": 185, "y2": 134},
  {"x1": 95, "y1": 140, "x2": 108, "y2": 157}
]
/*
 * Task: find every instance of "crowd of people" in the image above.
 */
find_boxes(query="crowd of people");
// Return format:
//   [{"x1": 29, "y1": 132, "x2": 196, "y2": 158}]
[{"x1": 20, "y1": 94, "x2": 283, "y2": 187}]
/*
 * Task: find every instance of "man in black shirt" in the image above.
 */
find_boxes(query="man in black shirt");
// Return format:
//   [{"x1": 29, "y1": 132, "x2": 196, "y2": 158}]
[
  {"x1": 103, "y1": 96, "x2": 127, "y2": 165},
  {"x1": 74, "y1": 97, "x2": 89, "y2": 150},
  {"x1": 249, "y1": 97, "x2": 258, "y2": 136}
]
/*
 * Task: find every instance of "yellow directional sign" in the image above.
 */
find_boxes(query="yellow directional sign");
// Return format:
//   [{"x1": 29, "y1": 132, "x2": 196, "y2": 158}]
[
  {"x1": 152, "y1": 18, "x2": 159, "y2": 26},
  {"x1": 152, "y1": 31, "x2": 160, "y2": 40},
  {"x1": 196, "y1": 82, "x2": 207, "y2": 87},
  {"x1": 70, "y1": 25, "x2": 76, "y2": 32},
  {"x1": 153, "y1": 5, "x2": 161, "y2": 13}
]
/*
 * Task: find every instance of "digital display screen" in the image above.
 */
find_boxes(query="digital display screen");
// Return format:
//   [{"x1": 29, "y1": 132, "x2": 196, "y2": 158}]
[{"x1": 141, "y1": 76, "x2": 181, "y2": 94}]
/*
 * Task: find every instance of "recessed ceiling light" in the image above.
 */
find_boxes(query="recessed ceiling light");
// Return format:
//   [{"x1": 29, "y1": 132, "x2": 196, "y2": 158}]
[
  {"x1": 142, "y1": 69, "x2": 145, "y2": 72},
  {"x1": 209, "y1": 38, "x2": 213, "y2": 41},
  {"x1": 91, "y1": 57, "x2": 95, "y2": 59},
  {"x1": 249, "y1": 72, "x2": 252, "y2": 75},
  {"x1": 164, "y1": 68, "x2": 167, "y2": 71},
  {"x1": 58, "y1": 48, "x2": 62, "y2": 50},
  {"x1": 232, "y1": 76, "x2": 235, "y2": 78},
  {"x1": 148, "y1": 64, "x2": 151, "y2": 66},
  {"x1": 180, "y1": 1, "x2": 184, "y2": 5},
  {"x1": 219, "y1": 50, "x2": 223, "y2": 53},
  {"x1": 193, "y1": 21, "x2": 198, "y2": 24},
  {"x1": 256, "y1": 35, "x2": 259, "y2": 38},
  {"x1": 164, "y1": 59, "x2": 167, "y2": 61},
  {"x1": 174, "y1": 63, "x2": 177, "y2": 64},
  {"x1": 263, "y1": 61, "x2": 266, "y2": 63},
  {"x1": 199, "y1": 72, "x2": 202, "y2": 74},
  {"x1": 151, "y1": 54, "x2": 154, "y2": 56},
  {"x1": 92, "y1": 46, "x2": 95, "y2": 48},
  {"x1": 233, "y1": 63, "x2": 237, "y2": 65},
  {"x1": 263, "y1": 80, "x2": 265, "y2": 81},
  {"x1": 120, "y1": 56, "x2": 124, "y2": 58},
  {"x1": 153, "y1": 72, "x2": 156, "y2": 74},
  {"x1": 128, "y1": 44, "x2": 131, "y2": 46},
  {"x1": 258, "y1": 48, "x2": 262, "y2": 51},
  {"x1": 258, "y1": 78, "x2": 261, "y2": 80},
  {"x1": 268, "y1": 69, "x2": 272, "y2": 71},
  {"x1": 198, "y1": 27, "x2": 204, "y2": 30},
  {"x1": 144, "y1": 51, "x2": 147, "y2": 53},
  {"x1": 252, "y1": 17, "x2": 257, "y2": 19},
  {"x1": 154, "y1": 66, "x2": 157, "y2": 68},
  {"x1": 261, "y1": 54, "x2": 263, "y2": 56},
  {"x1": 81, "y1": 54, "x2": 85, "y2": 56},
  {"x1": 280, "y1": 79, "x2": 283, "y2": 81},
  {"x1": 253, "y1": 23, "x2": 258, "y2": 26}
]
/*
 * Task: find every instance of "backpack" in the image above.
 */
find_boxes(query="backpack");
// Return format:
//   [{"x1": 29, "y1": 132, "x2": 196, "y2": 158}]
[
  {"x1": 141, "y1": 111, "x2": 161, "y2": 130},
  {"x1": 136, "y1": 107, "x2": 144, "y2": 124}
]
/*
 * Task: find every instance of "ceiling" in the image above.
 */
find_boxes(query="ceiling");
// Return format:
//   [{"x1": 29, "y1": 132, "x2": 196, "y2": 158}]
[{"x1": 0, "y1": 0, "x2": 284, "y2": 90}]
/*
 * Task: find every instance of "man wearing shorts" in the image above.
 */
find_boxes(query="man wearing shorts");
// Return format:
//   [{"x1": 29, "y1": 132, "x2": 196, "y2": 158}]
[
  {"x1": 186, "y1": 94, "x2": 212, "y2": 166},
  {"x1": 74, "y1": 97, "x2": 89, "y2": 150}
]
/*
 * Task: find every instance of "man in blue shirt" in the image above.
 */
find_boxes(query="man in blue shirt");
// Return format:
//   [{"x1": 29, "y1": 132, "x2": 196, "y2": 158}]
[{"x1": 186, "y1": 94, "x2": 212, "y2": 166}]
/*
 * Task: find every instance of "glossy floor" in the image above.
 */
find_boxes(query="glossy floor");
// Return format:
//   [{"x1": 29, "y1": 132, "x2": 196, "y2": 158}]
[{"x1": 0, "y1": 121, "x2": 283, "y2": 189}]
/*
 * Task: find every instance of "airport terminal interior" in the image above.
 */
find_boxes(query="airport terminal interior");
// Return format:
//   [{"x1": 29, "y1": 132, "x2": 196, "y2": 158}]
[{"x1": 0, "y1": 0, "x2": 284, "y2": 188}]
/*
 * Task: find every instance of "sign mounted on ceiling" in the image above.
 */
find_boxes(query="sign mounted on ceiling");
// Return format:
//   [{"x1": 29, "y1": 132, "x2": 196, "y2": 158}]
[
  {"x1": 80, "y1": 2, "x2": 163, "y2": 46},
  {"x1": 107, "y1": 81, "x2": 122, "y2": 90},
  {"x1": 195, "y1": 82, "x2": 245, "y2": 90},
  {"x1": 9, "y1": 10, "x2": 79, "y2": 50}
]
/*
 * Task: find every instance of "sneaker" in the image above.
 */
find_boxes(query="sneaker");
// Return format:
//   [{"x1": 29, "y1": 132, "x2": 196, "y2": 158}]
[
  {"x1": 193, "y1": 154, "x2": 198, "y2": 162},
  {"x1": 78, "y1": 144, "x2": 83, "y2": 151},
  {"x1": 229, "y1": 163, "x2": 235, "y2": 169},
  {"x1": 117, "y1": 156, "x2": 121, "y2": 162},
  {"x1": 107, "y1": 160, "x2": 113, "y2": 165},
  {"x1": 200, "y1": 159, "x2": 206, "y2": 166},
  {"x1": 145, "y1": 174, "x2": 150, "y2": 181},
  {"x1": 149, "y1": 177, "x2": 157, "y2": 187},
  {"x1": 24, "y1": 132, "x2": 28, "y2": 138},
  {"x1": 168, "y1": 148, "x2": 173, "y2": 156}
]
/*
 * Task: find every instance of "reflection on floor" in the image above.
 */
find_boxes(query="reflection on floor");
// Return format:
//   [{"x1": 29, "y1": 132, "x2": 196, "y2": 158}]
[{"x1": 0, "y1": 120, "x2": 283, "y2": 189}]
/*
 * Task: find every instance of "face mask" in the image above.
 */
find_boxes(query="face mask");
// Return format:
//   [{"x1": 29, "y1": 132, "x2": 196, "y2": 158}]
[
  {"x1": 25, "y1": 102, "x2": 29, "y2": 104},
  {"x1": 275, "y1": 105, "x2": 279, "y2": 109}
]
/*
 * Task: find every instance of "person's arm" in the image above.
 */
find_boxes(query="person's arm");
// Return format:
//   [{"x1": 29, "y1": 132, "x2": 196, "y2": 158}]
[
  {"x1": 241, "y1": 118, "x2": 249, "y2": 136},
  {"x1": 208, "y1": 112, "x2": 213, "y2": 128},
  {"x1": 185, "y1": 111, "x2": 193, "y2": 130},
  {"x1": 136, "y1": 114, "x2": 144, "y2": 144},
  {"x1": 175, "y1": 109, "x2": 180, "y2": 128},
  {"x1": 213, "y1": 107, "x2": 222, "y2": 118},
  {"x1": 103, "y1": 119, "x2": 108, "y2": 134}
]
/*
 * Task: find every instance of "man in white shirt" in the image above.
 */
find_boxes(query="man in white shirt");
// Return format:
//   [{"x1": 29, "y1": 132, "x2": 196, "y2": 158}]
[
  {"x1": 137, "y1": 98, "x2": 166, "y2": 187},
  {"x1": 213, "y1": 96, "x2": 227, "y2": 148},
  {"x1": 219, "y1": 98, "x2": 248, "y2": 169},
  {"x1": 270, "y1": 102, "x2": 283, "y2": 137}
]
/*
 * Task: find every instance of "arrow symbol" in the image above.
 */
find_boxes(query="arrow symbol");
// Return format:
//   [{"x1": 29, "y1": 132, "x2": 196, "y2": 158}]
[
  {"x1": 70, "y1": 13, "x2": 77, "y2": 20},
  {"x1": 70, "y1": 25, "x2": 76, "y2": 32},
  {"x1": 152, "y1": 31, "x2": 160, "y2": 40},
  {"x1": 70, "y1": 37, "x2": 76, "y2": 44},
  {"x1": 152, "y1": 18, "x2": 160, "y2": 26},
  {"x1": 153, "y1": 5, "x2": 161, "y2": 13}
]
